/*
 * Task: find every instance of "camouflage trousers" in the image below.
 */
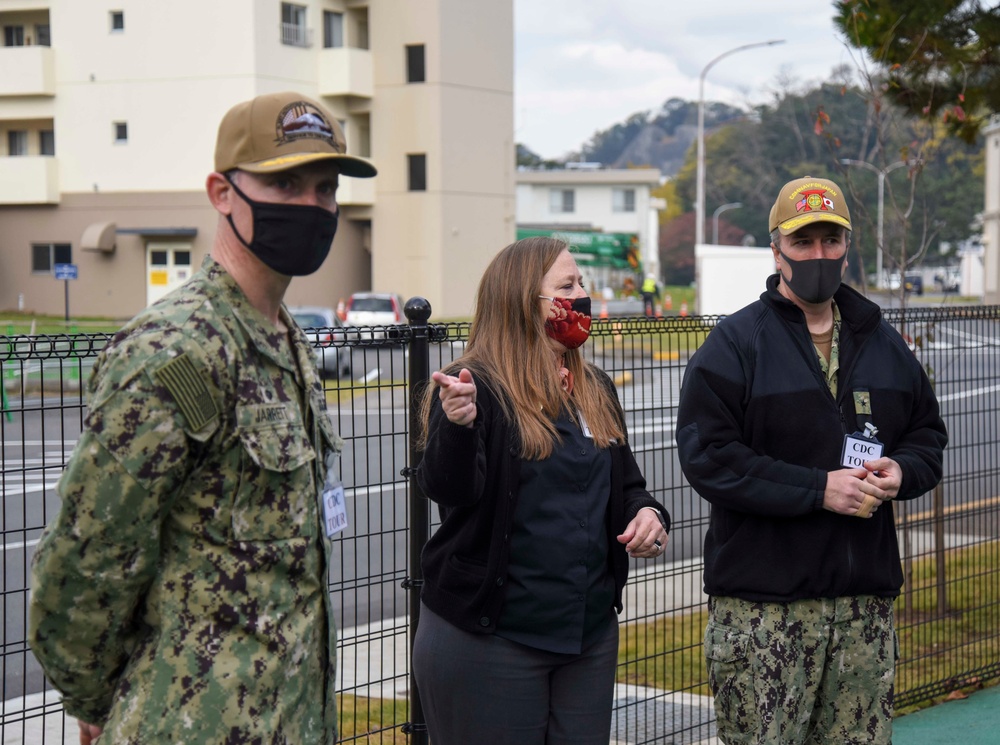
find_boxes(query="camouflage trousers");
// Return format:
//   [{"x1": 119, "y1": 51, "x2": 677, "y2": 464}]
[{"x1": 704, "y1": 595, "x2": 897, "y2": 745}]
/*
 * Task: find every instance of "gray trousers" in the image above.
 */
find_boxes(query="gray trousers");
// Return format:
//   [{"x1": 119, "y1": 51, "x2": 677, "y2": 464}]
[{"x1": 412, "y1": 602, "x2": 619, "y2": 745}]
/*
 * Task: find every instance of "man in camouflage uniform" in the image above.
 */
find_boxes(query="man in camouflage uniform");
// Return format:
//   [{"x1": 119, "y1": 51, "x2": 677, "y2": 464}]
[
  {"x1": 676, "y1": 176, "x2": 947, "y2": 743},
  {"x1": 29, "y1": 91, "x2": 376, "y2": 744}
]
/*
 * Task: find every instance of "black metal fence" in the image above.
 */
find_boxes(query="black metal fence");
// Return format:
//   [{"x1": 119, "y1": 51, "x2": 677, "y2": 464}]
[{"x1": 2, "y1": 304, "x2": 998, "y2": 744}]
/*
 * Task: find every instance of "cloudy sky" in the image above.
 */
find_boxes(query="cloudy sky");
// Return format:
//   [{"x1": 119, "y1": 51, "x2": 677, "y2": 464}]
[{"x1": 515, "y1": 0, "x2": 868, "y2": 159}]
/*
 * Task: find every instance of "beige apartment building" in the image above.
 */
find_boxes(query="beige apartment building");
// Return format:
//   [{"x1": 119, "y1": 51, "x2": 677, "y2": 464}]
[{"x1": 0, "y1": 0, "x2": 514, "y2": 321}]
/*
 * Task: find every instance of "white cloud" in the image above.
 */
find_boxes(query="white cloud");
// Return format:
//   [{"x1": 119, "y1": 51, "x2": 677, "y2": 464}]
[{"x1": 515, "y1": 0, "x2": 866, "y2": 159}]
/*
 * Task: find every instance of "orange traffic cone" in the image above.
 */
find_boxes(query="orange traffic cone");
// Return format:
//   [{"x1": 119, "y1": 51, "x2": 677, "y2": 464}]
[
  {"x1": 664, "y1": 293, "x2": 673, "y2": 310},
  {"x1": 599, "y1": 299, "x2": 609, "y2": 319},
  {"x1": 679, "y1": 301, "x2": 688, "y2": 317},
  {"x1": 654, "y1": 303, "x2": 663, "y2": 319},
  {"x1": 336, "y1": 298, "x2": 346, "y2": 321}
]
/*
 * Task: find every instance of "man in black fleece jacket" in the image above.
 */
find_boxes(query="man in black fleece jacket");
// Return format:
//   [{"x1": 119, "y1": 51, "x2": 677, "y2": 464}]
[{"x1": 677, "y1": 176, "x2": 947, "y2": 745}]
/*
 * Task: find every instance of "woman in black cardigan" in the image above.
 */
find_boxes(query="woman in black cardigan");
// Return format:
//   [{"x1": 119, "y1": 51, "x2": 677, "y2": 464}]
[{"x1": 414, "y1": 236, "x2": 670, "y2": 745}]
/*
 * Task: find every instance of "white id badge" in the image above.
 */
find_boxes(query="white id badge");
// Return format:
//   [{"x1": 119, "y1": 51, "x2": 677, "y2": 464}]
[
  {"x1": 321, "y1": 452, "x2": 348, "y2": 537},
  {"x1": 577, "y1": 410, "x2": 593, "y2": 438},
  {"x1": 841, "y1": 432, "x2": 884, "y2": 469},
  {"x1": 323, "y1": 484, "x2": 348, "y2": 536}
]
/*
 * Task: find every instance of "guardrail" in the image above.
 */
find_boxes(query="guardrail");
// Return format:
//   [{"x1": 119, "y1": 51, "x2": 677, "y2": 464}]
[{"x1": 2, "y1": 303, "x2": 998, "y2": 743}]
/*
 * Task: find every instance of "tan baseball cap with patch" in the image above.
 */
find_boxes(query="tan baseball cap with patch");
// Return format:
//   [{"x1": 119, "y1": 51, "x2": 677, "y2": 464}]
[
  {"x1": 769, "y1": 176, "x2": 851, "y2": 235},
  {"x1": 214, "y1": 91, "x2": 377, "y2": 178}
]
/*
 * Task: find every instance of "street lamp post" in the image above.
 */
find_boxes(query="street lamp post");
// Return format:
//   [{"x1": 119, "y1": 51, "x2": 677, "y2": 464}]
[
  {"x1": 696, "y1": 39, "x2": 785, "y2": 247},
  {"x1": 839, "y1": 158, "x2": 912, "y2": 289},
  {"x1": 712, "y1": 201, "x2": 743, "y2": 245}
]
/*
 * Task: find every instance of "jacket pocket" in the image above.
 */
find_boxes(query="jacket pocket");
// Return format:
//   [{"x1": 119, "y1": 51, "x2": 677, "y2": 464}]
[
  {"x1": 232, "y1": 415, "x2": 317, "y2": 541},
  {"x1": 442, "y1": 553, "x2": 488, "y2": 597}
]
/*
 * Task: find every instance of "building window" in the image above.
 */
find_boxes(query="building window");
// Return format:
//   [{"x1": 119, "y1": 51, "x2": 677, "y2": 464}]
[
  {"x1": 549, "y1": 188, "x2": 575, "y2": 214},
  {"x1": 406, "y1": 44, "x2": 426, "y2": 83},
  {"x1": 114, "y1": 122, "x2": 128, "y2": 144},
  {"x1": 613, "y1": 188, "x2": 636, "y2": 213},
  {"x1": 4, "y1": 25, "x2": 25, "y2": 46},
  {"x1": 110, "y1": 11, "x2": 124, "y2": 32},
  {"x1": 281, "y1": 3, "x2": 311, "y2": 47},
  {"x1": 32, "y1": 243, "x2": 72, "y2": 274},
  {"x1": 39, "y1": 129, "x2": 55, "y2": 156},
  {"x1": 408, "y1": 153, "x2": 427, "y2": 192},
  {"x1": 323, "y1": 11, "x2": 343, "y2": 48},
  {"x1": 7, "y1": 130, "x2": 28, "y2": 156},
  {"x1": 35, "y1": 23, "x2": 51, "y2": 46}
]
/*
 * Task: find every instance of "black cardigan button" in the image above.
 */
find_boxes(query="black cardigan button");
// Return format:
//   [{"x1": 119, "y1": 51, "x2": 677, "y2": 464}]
[{"x1": 479, "y1": 616, "x2": 490, "y2": 627}]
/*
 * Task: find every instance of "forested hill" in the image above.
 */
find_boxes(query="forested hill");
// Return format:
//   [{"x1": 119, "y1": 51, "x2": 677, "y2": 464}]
[
  {"x1": 517, "y1": 97, "x2": 745, "y2": 176},
  {"x1": 518, "y1": 80, "x2": 985, "y2": 287}
]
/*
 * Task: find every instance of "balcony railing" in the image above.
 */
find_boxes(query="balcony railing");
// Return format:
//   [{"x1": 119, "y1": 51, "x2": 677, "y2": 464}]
[
  {"x1": 0, "y1": 156, "x2": 59, "y2": 204},
  {"x1": 280, "y1": 22, "x2": 313, "y2": 48},
  {"x1": 0, "y1": 45, "x2": 55, "y2": 96},
  {"x1": 337, "y1": 174, "x2": 375, "y2": 206},
  {"x1": 318, "y1": 46, "x2": 373, "y2": 98}
]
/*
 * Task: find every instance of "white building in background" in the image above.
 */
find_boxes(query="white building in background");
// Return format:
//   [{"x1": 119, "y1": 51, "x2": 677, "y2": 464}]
[
  {"x1": 983, "y1": 115, "x2": 1000, "y2": 304},
  {"x1": 959, "y1": 244, "x2": 985, "y2": 297},
  {"x1": 0, "y1": 0, "x2": 514, "y2": 320},
  {"x1": 515, "y1": 167, "x2": 664, "y2": 283}
]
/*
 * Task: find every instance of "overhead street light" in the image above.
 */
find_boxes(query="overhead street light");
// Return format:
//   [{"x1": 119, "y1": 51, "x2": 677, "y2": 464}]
[
  {"x1": 839, "y1": 158, "x2": 914, "y2": 289},
  {"x1": 696, "y1": 39, "x2": 785, "y2": 247},
  {"x1": 712, "y1": 202, "x2": 743, "y2": 245}
]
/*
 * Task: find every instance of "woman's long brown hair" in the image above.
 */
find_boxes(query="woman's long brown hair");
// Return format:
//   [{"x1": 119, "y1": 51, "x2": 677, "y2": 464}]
[{"x1": 419, "y1": 236, "x2": 625, "y2": 459}]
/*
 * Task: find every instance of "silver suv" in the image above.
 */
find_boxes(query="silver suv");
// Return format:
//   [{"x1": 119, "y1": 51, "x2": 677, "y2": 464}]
[{"x1": 288, "y1": 306, "x2": 353, "y2": 379}]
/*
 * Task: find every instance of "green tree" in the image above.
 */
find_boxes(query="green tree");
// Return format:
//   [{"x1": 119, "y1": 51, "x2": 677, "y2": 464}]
[
  {"x1": 580, "y1": 112, "x2": 651, "y2": 164},
  {"x1": 836, "y1": 0, "x2": 1000, "y2": 142},
  {"x1": 668, "y1": 76, "x2": 983, "y2": 287},
  {"x1": 516, "y1": 143, "x2": 562, "y2": 169},
  {"x1": 651, "y1": 179, "x2": 682, "y2": 225}
]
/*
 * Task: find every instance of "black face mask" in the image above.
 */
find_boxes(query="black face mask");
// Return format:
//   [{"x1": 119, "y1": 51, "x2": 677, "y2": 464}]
[
  {"x1": 779, "y1": 252, "x2": 844, "y2": 304},
  {"x1": 225, "y1": 174, "x2": 338, "y2": 277}
]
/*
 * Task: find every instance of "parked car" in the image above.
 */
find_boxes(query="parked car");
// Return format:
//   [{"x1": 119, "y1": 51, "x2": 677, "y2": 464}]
[
  {"x1": 345, "y1": 292, "x2": 406, "y2": 341},
  {"x1": 935, "y1": 268, "x2": 961, "y2": 293},
  {"x1": 288, "y1": 306, "x2": 353, "y2": 379},
  {"x1": 885, "y1": 272, "x2": 925, "y2": 295},
  {"x1": 904, "y1": 273, "x2": 924, "y2": 296}
]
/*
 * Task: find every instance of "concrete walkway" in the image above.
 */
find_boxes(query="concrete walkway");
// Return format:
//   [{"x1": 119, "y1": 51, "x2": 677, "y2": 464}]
[{"x1": 894, "y1": 683, "x2": 1000, "y2": 744}]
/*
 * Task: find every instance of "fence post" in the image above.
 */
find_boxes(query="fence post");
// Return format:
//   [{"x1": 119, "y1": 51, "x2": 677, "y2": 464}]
[{"x1": 402, "y1": 297, "x2": 431, "y2": 745}]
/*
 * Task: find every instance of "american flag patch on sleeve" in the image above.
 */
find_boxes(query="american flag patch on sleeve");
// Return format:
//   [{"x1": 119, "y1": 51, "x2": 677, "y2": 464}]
[{"x1": 153, "y1": 352, "x2": 218, "y2": 432}]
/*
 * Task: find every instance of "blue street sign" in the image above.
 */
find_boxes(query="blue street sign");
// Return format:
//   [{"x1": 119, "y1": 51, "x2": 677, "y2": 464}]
[{"x1": 53, "y1": 263, "x2": 78, "y2": 280}]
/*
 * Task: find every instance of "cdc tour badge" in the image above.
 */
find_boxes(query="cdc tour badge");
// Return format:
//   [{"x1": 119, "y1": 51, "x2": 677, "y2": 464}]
[
  {"x1": 322, "y1": 451, "x2": 348, "y2": 537},
  {"x1": 841, "y1": 422, "x2": 884, "y2": 469},
  {"x1": 841, "y1": 422, "x2": 885, "y2": 519}
]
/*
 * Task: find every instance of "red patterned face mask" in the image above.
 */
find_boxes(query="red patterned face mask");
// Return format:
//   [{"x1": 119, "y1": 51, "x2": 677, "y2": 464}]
[{"x1": 540, "y1": 295, "x2": 592, "y2": 350}]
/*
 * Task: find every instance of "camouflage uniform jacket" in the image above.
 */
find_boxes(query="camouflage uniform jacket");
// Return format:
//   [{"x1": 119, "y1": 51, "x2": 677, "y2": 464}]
[{"x1": 29, "y1": 256, "x2": 343, "y2": 744}]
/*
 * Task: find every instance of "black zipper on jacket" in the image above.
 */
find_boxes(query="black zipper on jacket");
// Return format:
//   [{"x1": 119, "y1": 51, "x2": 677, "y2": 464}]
[
  {"x1": 834, "y1": 325, "x2": 876, "y2": 596},
  {"x1": 764, "y1": 278, "x2": 885, "y2": 597}
]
